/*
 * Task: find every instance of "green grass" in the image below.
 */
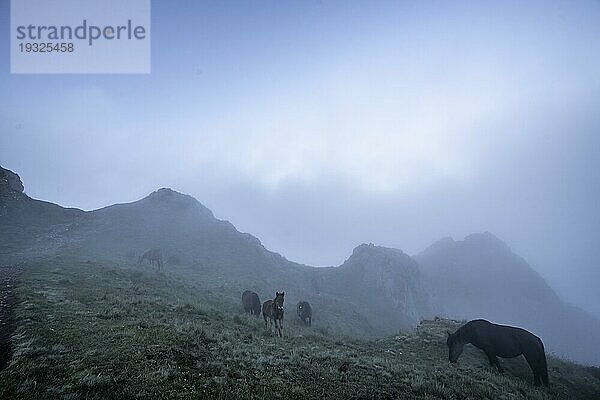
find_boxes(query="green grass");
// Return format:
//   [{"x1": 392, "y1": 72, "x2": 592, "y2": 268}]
[{"x1": 1, "y1": 255, "x2": 599, "y2": 399}]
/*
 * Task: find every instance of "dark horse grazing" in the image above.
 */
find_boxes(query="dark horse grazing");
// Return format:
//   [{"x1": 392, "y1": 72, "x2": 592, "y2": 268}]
[
  {"x1": 241, "y1": 290, "x2": 261, "y2": 316},
  {"x1": 262, "y1": 292, "x2": 285, "y2": 337},
  {"x1": 138, "y1": 249, "x2": 163, "y2": 270},
  {"x1": 446, "y1": 319, "x2": 548, "y2": 386},
  {"x1": 297, "y1": 301, "x2": 312, "y2": 326}
]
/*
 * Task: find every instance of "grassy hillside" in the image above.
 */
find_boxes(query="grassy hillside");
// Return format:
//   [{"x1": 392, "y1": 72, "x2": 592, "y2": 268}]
[
  {"x1": 1, "y1": 253, "x2": 599, "y2": 400},
  {"x1": 4, "y1": 166, "x2": 598, "y2": 366}
]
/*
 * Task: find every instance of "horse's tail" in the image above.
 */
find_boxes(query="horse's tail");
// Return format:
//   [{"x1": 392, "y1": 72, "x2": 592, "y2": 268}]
[{"x1": 538, "y1": 338, "x2": 549, "y2": 386}]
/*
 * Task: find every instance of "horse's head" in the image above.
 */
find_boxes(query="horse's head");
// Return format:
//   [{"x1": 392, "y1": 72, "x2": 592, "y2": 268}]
[
  {"x1": 446, "y1": 331, "x2": 465, "y2": 363},
  {"x1": 274, "y1": 291, "x2": 285, "y2": 313}
]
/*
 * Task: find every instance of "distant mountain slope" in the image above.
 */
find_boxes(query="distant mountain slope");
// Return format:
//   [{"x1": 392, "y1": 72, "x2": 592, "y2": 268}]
[
  {"x1": 415, "y1": 233, "x2": 600, "y2": 365},
  {"x1": 83, "y1": 187, "x2": 296, "y2": 279},
  {"x1": 80, "y1": 189, "x2": 433, "y2": 335},
  {"x1": 0, "y1": 165, "x2": 431, "y2": 337}
]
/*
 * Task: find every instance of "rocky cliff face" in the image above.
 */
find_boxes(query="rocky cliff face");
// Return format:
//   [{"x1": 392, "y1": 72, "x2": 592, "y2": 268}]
[
  {"x1": 319, "y1": 243, "x2": 432, "y2": 332},
  {"x1": 0, "y1": 166, "x2": 24, "y2": 195},
  {"x1": 0, "y1": 166, "x2": 26, "y2": 219}
]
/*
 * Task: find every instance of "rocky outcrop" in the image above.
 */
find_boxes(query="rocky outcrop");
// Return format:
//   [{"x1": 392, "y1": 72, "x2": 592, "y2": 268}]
[
  {"x1": 0, "y1": 166, "x2": 24, "y2": 195},
  {"x1": 321, "y1": 243, "x2": 432, "y2": 332}
]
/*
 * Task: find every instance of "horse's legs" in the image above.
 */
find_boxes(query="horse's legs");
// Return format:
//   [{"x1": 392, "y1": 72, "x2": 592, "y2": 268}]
[
  {"x1": 279, "y1": 318, "x2": 283, "y2": 337},
  {"x1": 523, "y1": 351, "x2": 541, "y2": 386},
  {"x1": 484, "y1": 350, "x2": 503, "y2": 373},
  {"x1": 275, "y1": 318, "x2": 282, "y2": 337},
  {"x1": 484, "y1": 350, "x2": 495, "y2": 367},
  {"x1": 534, "y1": 372, "x2": 541, "y2": 387},
  {"x1": 494, "y1": 357, "x2": 503, "y2": 373}
]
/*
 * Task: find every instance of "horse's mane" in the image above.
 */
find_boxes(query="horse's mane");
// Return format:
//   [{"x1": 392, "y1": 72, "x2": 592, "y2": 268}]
[{"x1": 454, "y1": 321, "x2": 475, "y2": 341}]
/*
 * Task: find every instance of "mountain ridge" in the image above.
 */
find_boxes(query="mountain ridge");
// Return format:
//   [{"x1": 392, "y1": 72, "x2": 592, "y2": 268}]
[
  {"x1": 0, "y1": 165, "x2": 432, "y2": 337},
  {"x1": 1, "y1": 164, "x2": 598, "y2": 364}
]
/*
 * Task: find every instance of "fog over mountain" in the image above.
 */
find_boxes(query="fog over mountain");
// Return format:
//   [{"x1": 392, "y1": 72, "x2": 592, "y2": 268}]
[
  {"x1": 2, "y1": 165, "x2": 599, "y2": 365},
  {"x1": 2, "y1": 1, "x2": 599, "y2": 321},
  {"x1": 416, "y1": 233, "x2": 600, "y2": 365},
  {"x1": 3, "y1": 1, "x2": 600, "y2": 398}
]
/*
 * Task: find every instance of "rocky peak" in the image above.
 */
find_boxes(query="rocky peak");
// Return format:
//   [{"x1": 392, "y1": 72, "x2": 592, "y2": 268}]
[
  {"x1": 420, "y1": 236, "x2": 455, "y2": 255},
  {"x1": 345, "y1": 243, "x2": 420, "y2": 277},
  {"x1": 0, "y1": 166, "x2": 24, "y2": 194},
  {"x1": 463, "y1": 231, "x2": 509, "y2": 252},
  {"x1": 350, "y1": 242, "x2": 406, "y2": 260},
  {"x1": 420, "y1": 232, "x2": 508, "y2": 257},
  {"x1": 341, "y1": 243, "x2": 432, "y2": 328},
  {"x1": 146, "y1": 187, "x2": 196, "y2": 202},
  {"x1": 140, "y1": 187, "x2": 215, "y2": 218}
]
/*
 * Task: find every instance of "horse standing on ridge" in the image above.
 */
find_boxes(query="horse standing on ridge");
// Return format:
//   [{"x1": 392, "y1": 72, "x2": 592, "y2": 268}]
[
  {"x1": 138, "y1": 249, "x2": 163, "y2": 270},
  {"x1": 446, "y1": 319, "x2": 549, "y2": 386},
  {"x1": 241, "y1": 290, "x2": 261, "y2": 316},
  {"x1": 262, "y1": 292, "x2": 285, "y2": 337}
]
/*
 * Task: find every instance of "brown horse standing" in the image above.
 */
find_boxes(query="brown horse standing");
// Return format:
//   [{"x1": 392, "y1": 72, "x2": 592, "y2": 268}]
[
  {"x1": 138, "y1": 249, "x2": 163, "y2": 270},
  {"x1": 262, "y1": 292, "x2": 285, "y2": 337}
]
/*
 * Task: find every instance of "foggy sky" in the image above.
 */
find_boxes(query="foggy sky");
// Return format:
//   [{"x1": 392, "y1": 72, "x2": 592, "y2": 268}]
[{"x1": 1, "y1": 1, "x2": 599, "y2": 316}]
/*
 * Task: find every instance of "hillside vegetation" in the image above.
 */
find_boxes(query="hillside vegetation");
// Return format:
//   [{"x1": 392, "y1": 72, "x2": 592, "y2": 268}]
[{"x1": 1, "y1": 253, "x2": 599, "y2": 400}]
